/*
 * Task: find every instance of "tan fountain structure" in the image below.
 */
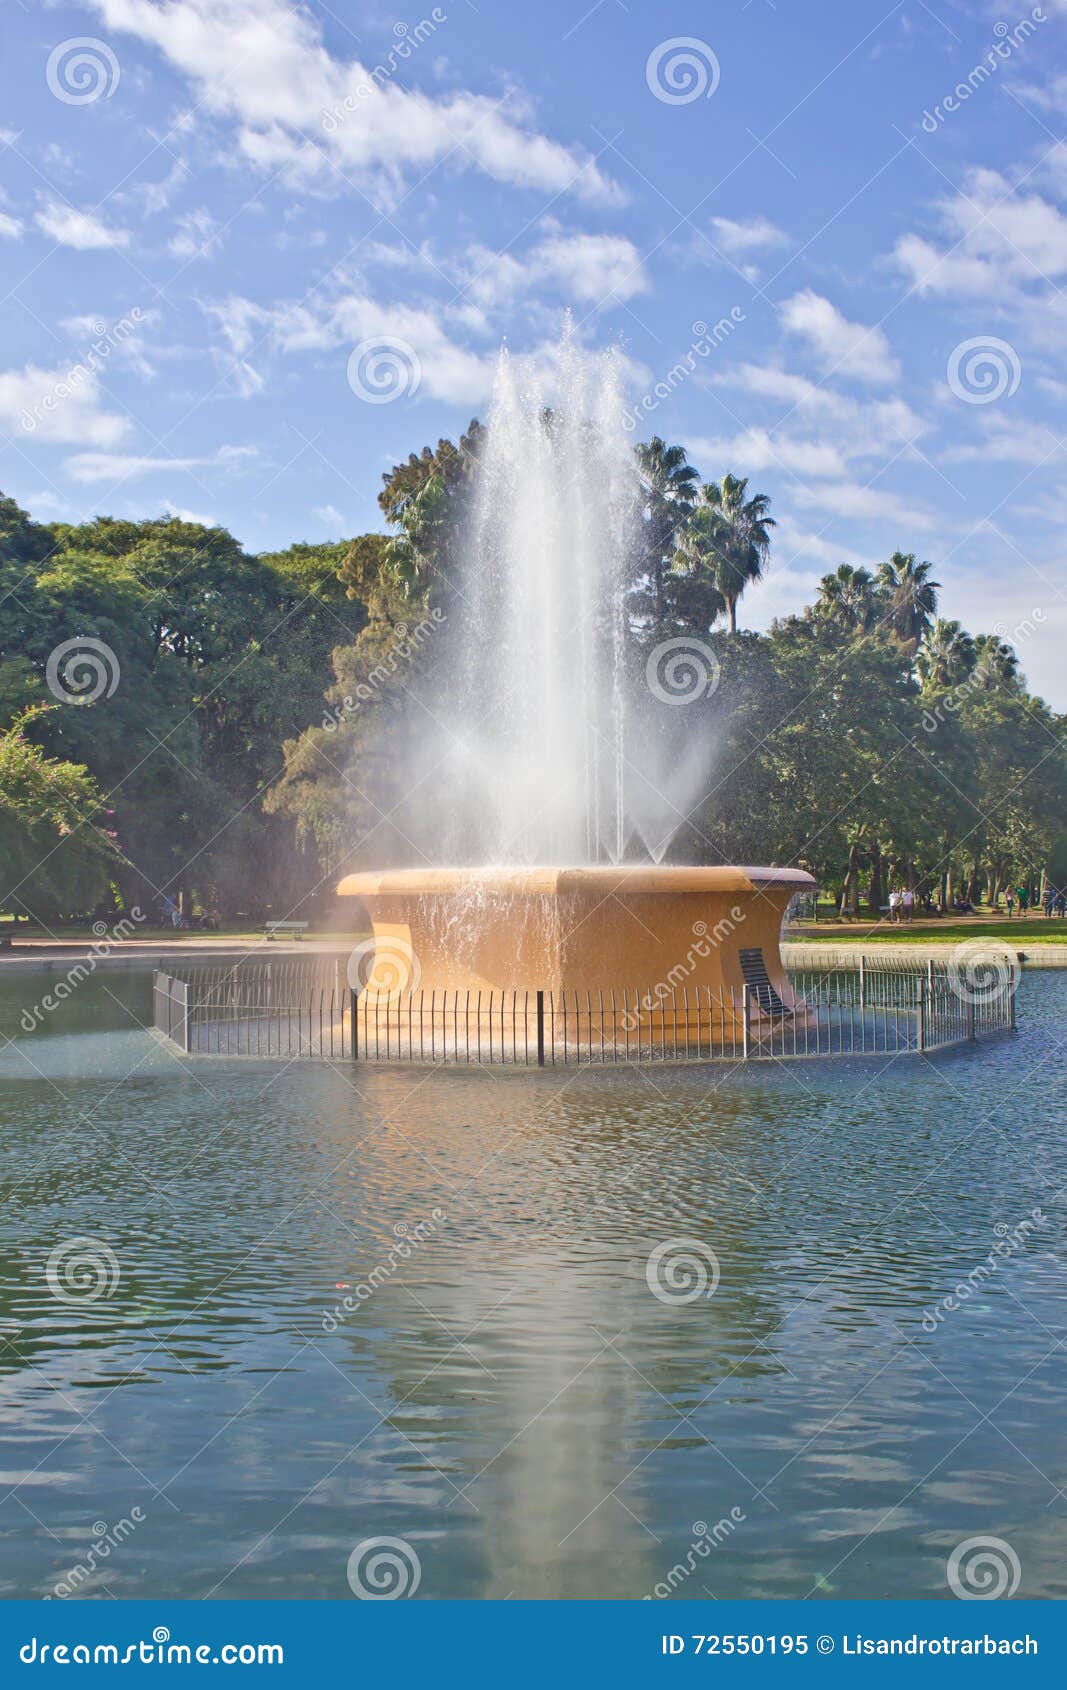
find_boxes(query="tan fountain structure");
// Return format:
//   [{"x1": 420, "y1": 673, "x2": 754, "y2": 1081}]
[{"x1": 337, "y1": 864, "x2": 814, "y2": 1022}]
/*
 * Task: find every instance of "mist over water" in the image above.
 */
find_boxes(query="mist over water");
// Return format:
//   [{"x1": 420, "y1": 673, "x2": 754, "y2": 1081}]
[{"x1": 431, "y1": 328, "x2": 709, "y2": 867}]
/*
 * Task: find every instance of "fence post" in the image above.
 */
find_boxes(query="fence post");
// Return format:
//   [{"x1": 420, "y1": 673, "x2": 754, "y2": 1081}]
[
  {"x1": 536, "y1": 990, "x2": 545, "y2": 1067},
  {"x1": 350, "y1": 988, "x2": 358, "y2": 1059},
  {"x1": 858, "y1": 954, "x2": 866, "y2": 1011},
  {"x1": 967, "y1": 996, "x2": 976, "y2": 1041},
  {"x1": 926, "y1": 957, "x2": 934, "y2": 995},
  {"x1": 181, "y1": 979, "x2": 191, "y2": 1054},
  {"x1": 742, "y1": 984, "x2": 751, "y2": 1060},
  {"x1": 917, "y1": 980, "x2": 926, "y2": 1053}
]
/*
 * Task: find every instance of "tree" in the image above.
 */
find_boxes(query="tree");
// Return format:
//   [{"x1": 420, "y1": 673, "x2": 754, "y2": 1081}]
[
  {"x1": 814, "y1": 564, "x2": 878, "y2": 635},
  {"x1": 0, "y1": 707, "x2": 122, "y2": 922},
  {"x1": 916, "y1": 619, "x2": 975, "y2": 689},
  {"x1": 633, "y1": 438, "x2": 699, "y2": 628},
  {"x1": 690, "y1": 474, "x2": 774, "y2": 634},
  {"x1": 876, "y1": 551, "x2": 940, "y2": 651}
]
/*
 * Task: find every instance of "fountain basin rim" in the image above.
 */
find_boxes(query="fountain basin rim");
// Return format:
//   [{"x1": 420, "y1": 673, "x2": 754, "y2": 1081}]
[{"x1": 337, "y1": 865, "x2": 815, "y2": 898}]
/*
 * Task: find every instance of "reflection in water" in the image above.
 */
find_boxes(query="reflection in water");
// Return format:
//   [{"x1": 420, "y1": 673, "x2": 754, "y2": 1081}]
[{"x1": 0, "y1": 969, "x2": 1064, "y2": 1599}]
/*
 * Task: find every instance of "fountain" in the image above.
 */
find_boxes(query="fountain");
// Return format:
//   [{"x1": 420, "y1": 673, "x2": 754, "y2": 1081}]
[{"x1": 338, "y1": 330, "x2": 813, "y2": 1030}]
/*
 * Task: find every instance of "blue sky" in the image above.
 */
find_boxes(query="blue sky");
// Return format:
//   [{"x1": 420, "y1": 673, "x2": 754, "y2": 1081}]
[{"x1": 2, "y1": 0, "x2": 1066, "y2": 703}]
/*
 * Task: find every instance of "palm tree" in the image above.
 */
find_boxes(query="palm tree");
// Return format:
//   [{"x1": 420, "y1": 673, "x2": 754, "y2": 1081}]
[
  {"x1": 671, "y1": 504, "x2": 728, "y2": 634},
  {"x1": 693, "y1": 474, "x2": 775, "y2": 633},
  {"x1": 972, "y1": 633, "x2": 1020, "y2": 689},
  {"x1": 634, "y1": 438, "x2": 699, "y2": 626},
  {"x1": 876, "y1": 551, "x2": 940, "y2": 651},
  {"x1": 814, "y1": 564, "x2": 878, "y2": 634},
  {"x1": 916, "y1": 618, "x2": 975, "y2": 689}
]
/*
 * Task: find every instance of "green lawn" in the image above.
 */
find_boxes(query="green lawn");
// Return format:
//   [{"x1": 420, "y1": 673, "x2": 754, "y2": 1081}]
[{"x1": 791, "y1": 917, "x2": 1067, "y2": 945}]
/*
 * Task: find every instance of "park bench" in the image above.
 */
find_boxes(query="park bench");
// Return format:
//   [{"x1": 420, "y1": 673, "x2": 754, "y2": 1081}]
[{"x1": 263, "y1": 920, "x2": 309, "y2": 941}]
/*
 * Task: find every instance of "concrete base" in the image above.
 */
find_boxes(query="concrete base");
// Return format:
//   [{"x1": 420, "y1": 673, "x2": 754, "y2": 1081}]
[{"x1": 337, "y1": 866, "x2": 815, "y2": 1021}]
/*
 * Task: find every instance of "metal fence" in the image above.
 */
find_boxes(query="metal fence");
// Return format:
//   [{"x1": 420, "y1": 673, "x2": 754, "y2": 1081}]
[{"x1": 152, "y1": 963, "x2": 1015, "y2": 1066}]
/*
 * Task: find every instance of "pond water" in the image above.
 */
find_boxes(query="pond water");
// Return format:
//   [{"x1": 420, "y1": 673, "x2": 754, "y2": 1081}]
[{"x1": 0, "y1": 967, "x2": 1064, "y2": 1601}]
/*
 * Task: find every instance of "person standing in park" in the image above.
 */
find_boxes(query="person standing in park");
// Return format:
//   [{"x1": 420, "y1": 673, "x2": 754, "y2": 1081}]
[
  {"x1": 902, "y1": 887, "x2": 915, "y2": 923},
  {"x1": 1006, "y1": 890, "x2": 1015, "y2": 918}
]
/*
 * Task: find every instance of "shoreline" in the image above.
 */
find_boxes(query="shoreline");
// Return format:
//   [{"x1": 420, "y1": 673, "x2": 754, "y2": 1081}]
[{"x1": 1, "y1": 938, "x2": 1064, "y2": 972}]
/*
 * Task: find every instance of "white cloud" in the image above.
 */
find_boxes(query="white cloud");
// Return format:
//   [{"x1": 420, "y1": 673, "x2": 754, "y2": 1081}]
[
  {"x1": 168, "y1": 207, "x2": 222, "y2": 260},
  {"x1": 313, "y1": 503, "x2": 345, "y2": 528},
  {"x1": 0, "y1": 212, "x2": 20, "y2": 239},
  {"x1": 688, "y1": 429, "x2": 849, "y2": 480},
  {"x1": 709, "y1": 215, "x2": 788, "y2": 256},
  {"x1": 65, "y1": 444, "x2": 257, "y2": 483},
  {"x1": 205, "y1": 290, "x2": 495, "y2": 405},
  {"x1": 892, "y1": 168, "x2": 1067, "y2": 300},
  {"x1": 85, "y1": 0, "x2": 619, "y2": 205},
  {"x1": 705, "y1": 361, "x2": 927, "y2": 474},
  {"x1": 466, "y1": 231, "x2": 647, "y2": 309},
  {"x1": 943, "y1": 413, "x2": 1065, "y2": 465},
  {"x1": 779, "y1": 288, "x2": 899, "y2": 383},
  {"x1": 35, "y1": 201, "x2": 129, "y2": 250},
  {"x1": 0, "y1": 363, "x2": 130, "y2": 447},
  {"x1": 791, "y1": 481, "x2": 932, "y2": 526}
]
